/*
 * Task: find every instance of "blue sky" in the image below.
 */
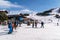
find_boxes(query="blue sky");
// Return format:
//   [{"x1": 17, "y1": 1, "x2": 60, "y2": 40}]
[{"x1": 0, "y1": 0, "x2": 60, "y2": 13}]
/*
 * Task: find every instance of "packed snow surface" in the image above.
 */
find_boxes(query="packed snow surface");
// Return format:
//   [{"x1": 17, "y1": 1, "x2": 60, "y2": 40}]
[
  {"x1": 0, "y1": 14, "x2": 60, "y2": 40},
  {"x1": 0, "y1": 23, "x2": 60, "y2": 40}
]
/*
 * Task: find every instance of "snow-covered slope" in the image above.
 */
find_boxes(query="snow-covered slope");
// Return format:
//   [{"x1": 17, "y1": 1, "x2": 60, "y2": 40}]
[
  {"x1": 1, "y1": 8, "x2": 60, "y2": 40},
  {"x1": 50, "y1": 8, "x2": 60, "y2": 15},
  {"x1": 0, "y1": 20, "x2": 60, "y2": 40},
  {"x1": 27, "y1": 8, "x2": 60, "y2": 22}
]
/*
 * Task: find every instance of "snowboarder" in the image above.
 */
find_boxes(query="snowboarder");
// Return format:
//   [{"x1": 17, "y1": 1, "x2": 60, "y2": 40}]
[
  {"x1": 41, "y1": 21, "x2": 44, "y2": 28},
  {"x1": 8, "y1": 20, "x2": 13, "y2": 34}
]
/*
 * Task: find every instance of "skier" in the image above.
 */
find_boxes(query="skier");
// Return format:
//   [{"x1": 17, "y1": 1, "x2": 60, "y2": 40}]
[
  {"x1": 14, "y1": 20, "x2": 18, "y2": 30},
  {"x1": 12, "y1": 22, "x2": 14, "y2": 29},
  {"x1": 35, "y1": 20, "x2": 38, "y2": 28},
  {"x1": 57, "y1": 22, "x2": 59, "y2": 26},
  {"x1": 57, "y1": 19, "x2": 59, "y2": 26},
  {"x1": 32, "y1": 20, "x2": 34, "y2": 28},
  {"x1": 18, "y1": 15, "x2": 23, "y2": 27},
  {"x1": 41, "y1": 21, "x2": 44, "y2": 28},
  {"x1": 16, "y1": 20, "x2": 18, "y2": 26},
  {"x1": 14, "y1": 21, "x2": 17, "y2": 30},
  {"x1": 27, "y1": 20, "x2": 30, "y2": 26},
  {"x1": 8, "y1": 20, "x2": 13, "y2": 34}
]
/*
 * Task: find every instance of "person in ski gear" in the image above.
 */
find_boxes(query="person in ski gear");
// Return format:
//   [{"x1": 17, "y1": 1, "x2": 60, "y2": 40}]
[
  {"x1": 35, "y1": 20, "x2": 38, "y2": 28},
  {"x1": 57, "y1": 22, "x2": 59, "y2": 26},
  {"x1": 14, "y1": 20, "x2": 18, "y2": 30},
  {"x1": 41, "y1": 21, "x2": 44, "y2": 28},
  {"x1": 8, "y1": 20, "x2": 13, "y2": 34},
  {"x1": 32, "y1": 20, "x2": 34, "y2": 28},
  {"x1": 18, "y1": 15, "x2": 24, "y2": 27}
]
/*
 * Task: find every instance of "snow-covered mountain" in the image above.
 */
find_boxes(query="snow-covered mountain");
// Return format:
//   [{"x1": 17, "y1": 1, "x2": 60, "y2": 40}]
[
  {"x1": 36, "y1": 8, "x2": 60, "y2": 17},
  {"x1": 19, "y1": 9, "x2": 37, "y2": 14},
  {"x1": 50, "y1": 8, "x2": 60, "y2": 15},
  {"x1": 27, "y1": 8, "x2": 60, "y2": 23}
]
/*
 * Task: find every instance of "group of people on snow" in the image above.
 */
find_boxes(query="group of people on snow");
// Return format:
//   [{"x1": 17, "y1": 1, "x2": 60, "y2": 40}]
[
  {"x1": 7, "y1": 14, "x2": 45, "y2": 34},
  {"x1": 8, "y1": 15, "x2": 24, "y2": 34},
  {"x1": 32, "y1": 20, "x2": 44, "y2": 28},
  {"x1": 7, "y1": 19, "x2": 45, "y2": 34},
  {"x1": 8, "y1": 20, "x2": 18, "y2": 34}
]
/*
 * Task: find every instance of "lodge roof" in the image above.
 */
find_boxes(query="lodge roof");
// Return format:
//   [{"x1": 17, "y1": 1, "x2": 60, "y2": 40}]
[{"x1": 0, "y1": 10, "x2": 8, "y2": 13}]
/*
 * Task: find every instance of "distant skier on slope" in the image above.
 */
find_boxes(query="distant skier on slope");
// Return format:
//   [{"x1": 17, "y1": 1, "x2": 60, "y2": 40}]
[
  {"x1": 41, "y1": 21, "x2": 44, "y2": 28},
  {"x1": 32, "y1": 20, "x2": 34, "y2": 28},
  {"x1": 57, "y1": 22, "x2": 59, "y2": 26},
  {"x1": 35, "y1": 20, "x2": 38, "y2": 28},
  {"x1": 57, "y1": 19, "x2": 59, "y2": 26},
  {"x1": 18, "y1": 15, "x2": 24, "y2": 27}
]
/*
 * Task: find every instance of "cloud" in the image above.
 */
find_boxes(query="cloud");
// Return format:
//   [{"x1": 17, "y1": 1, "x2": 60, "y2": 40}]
[
  {"x1": 7, "y1": 9, "x2": 37, "y2": 15},
  {"x1": 19, "y1": 9, "x2": 37, "y2": 14},
  {"x1": 0, "y1": 0, "x2": 23, "y2": 8}
]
